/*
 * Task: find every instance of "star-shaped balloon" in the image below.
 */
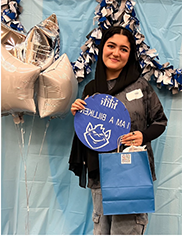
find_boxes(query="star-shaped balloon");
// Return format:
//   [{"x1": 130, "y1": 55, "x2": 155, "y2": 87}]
[
  {"x1": 1, "y1": 22, "x2": 26, "y2": 57},
  {"x1": 13, "y1": 13, "x2": 60, "y2": 71},
  {"x1": 38, "y1": 53, "x2": 78, "y2": 118},
  {"x1": 1, "y1": 45, "x2": 41, "y2": 116}
]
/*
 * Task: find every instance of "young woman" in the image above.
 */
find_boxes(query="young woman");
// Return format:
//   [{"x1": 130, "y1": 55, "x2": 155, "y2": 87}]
[{"x1": 69, "y1": 26, "x2": 167, "y2": 235}]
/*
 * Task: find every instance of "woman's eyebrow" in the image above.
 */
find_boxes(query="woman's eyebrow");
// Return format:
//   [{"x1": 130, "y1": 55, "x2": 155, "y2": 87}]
[
  {"x1": 107, "y1": 41, "x2": 130, "y2": 49},
  {"x1": 107, "y1": 41, "x2": 117, "y2": 45}
]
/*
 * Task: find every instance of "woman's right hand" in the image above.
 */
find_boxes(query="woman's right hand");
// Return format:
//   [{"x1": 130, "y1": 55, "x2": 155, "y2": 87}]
[{"x1": 71, "y1": 97, "x2": 88, "y2": 116}]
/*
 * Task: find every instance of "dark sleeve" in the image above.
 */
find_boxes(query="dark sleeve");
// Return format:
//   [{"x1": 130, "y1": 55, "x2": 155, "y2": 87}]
[
  {"x1": 69, "y1": 134, "x2": 83, "y2": 176},
  {"x1": 69, "y1": 133, "x2": 87, "y2": 188},
  {"x1": 141, "y1": 124, "x2": 166, "y2": 145},
  {"x1": 140, "y1": 79, "x2": 168, "y2": 144}
]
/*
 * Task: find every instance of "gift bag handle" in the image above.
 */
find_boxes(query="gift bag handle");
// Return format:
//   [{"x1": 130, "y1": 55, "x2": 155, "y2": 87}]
[
  {"x1": 117, "y1": 135, "x2": 136, "y2": 153},
  {"x1": 117, "y1": 136, "x2": 123, "y2": 153}
]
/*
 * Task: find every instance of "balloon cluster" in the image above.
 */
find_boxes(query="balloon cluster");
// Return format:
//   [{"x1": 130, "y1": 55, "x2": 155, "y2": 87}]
[{"x1": 1, "y1": 14, "x2": 78, "y2": 122}]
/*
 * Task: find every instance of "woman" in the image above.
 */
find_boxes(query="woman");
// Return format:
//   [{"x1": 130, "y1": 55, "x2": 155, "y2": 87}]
[{"x1": 69, "y1": 26, "x2": 167, "y2": 235}]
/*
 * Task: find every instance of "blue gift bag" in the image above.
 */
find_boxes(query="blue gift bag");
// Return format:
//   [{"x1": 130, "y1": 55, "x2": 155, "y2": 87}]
[{"x1": 99, "y1": 151, "x2": 155, "y2": 215}]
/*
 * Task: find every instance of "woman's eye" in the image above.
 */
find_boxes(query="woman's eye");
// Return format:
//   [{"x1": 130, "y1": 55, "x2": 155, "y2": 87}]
[
  {"x1": 121, "y1": 48, "x2": 128, "y2": 52},
  {"x1": 108, "y1": 45, "x2": 114, "y2": 49}
]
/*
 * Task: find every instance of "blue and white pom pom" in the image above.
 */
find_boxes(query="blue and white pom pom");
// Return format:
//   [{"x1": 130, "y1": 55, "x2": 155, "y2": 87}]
[{"x1": 72, "y1": 0, "x2": 182, "y2": 94}]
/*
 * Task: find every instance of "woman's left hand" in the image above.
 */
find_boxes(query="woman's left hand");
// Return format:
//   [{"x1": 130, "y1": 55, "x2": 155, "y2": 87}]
[{"x1": 121, "y1": 131, "x2": 143, "y2": 146}]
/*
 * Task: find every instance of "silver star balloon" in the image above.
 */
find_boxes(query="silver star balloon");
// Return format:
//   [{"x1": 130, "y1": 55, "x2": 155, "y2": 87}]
[
  {"x1": 1, "y1": 45, "x2": 41, "y2": 116},
  {"x1": 38, "y1": 53, "x2": 78, "y2": 118}
]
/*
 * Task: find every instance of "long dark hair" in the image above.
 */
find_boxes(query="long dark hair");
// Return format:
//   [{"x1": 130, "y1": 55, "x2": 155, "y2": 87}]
[{"x1": 88, "y1": 26, "x2": 142, "y2": 95}]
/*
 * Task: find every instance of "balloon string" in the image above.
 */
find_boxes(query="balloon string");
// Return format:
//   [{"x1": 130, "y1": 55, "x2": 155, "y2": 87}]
[
  {"x1": 14, "y1": 123, "x2": 30, "y2": 235},
  {"x1": 21, "y1": 126, "x2": 30, "y2": 235},
  {"x1": 14, "y1": 116, "x2": 51, "y2": 234},
  {"x1": 24, "y1": 163, "x2": 30, "y2": 235},
  {"x1": 15, "y1": 123, "x2": 24, "y2": 157},
  {"x1": 26, "y1": 114, "x2": 35, "y2": 159},
  {"x1": 28, "y1": 119, "x2": 51, "y2": 198},
  {"x1": 23, "y1": 114, "x2": 35, "y2": 235}
]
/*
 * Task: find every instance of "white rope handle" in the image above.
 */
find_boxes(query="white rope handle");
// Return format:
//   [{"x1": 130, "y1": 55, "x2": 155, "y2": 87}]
[{"x1": 117, "y1": 136, "x2": 123, "y2": 153}]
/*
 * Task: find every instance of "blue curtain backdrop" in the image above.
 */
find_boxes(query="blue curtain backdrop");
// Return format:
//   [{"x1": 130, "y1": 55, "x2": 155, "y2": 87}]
[{"x1": 1, "y1": 0, "x2": 182, "y2": 235}]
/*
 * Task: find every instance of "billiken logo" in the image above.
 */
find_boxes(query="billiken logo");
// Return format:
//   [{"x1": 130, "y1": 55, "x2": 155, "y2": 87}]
[{"x1": 84, "y1": 122, "x2": 111, "y2": 150}]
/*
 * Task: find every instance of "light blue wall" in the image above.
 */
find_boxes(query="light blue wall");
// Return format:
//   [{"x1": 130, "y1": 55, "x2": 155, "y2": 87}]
[{"x1": 1, "y1": 0, "x2": 182, "y2": 234}]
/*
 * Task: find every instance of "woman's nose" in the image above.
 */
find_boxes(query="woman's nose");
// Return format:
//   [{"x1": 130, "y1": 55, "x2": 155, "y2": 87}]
[{"x1": 112, "y1": 47, "x2": 119, "y2": 56}]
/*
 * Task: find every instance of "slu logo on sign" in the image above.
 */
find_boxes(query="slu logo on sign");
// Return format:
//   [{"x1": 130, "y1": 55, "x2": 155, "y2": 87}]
[
  {"x1": 100, "y1": 96, "x2": 118, "y2": 110},
  {"x1": 84, "y1": 122, "x2": 111, "y2": 150}
]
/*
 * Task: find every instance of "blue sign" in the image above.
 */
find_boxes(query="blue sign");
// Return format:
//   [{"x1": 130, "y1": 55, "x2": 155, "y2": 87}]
[{"x1": 74, "y1": 94, "x2": 131, "y2": 152}]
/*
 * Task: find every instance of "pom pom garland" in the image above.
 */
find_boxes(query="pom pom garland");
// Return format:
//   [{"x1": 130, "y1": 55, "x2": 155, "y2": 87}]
[
  {"x1": 1, "y1": 0, "x2": 25, "y2": 32},
  {"x1": 72, "y1": 0, "x2": 182, "y2": 94}
]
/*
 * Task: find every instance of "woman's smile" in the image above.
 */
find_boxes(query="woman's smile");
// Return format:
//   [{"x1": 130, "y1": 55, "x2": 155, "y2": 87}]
[{"x1": 110, "y1": 57, "x2": 120, "y2": 63}]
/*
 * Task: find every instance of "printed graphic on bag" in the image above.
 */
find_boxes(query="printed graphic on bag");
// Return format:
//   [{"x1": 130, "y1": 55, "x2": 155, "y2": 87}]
[{"x1": 121, "y1": 154, "x2": 131, "y2": 164}]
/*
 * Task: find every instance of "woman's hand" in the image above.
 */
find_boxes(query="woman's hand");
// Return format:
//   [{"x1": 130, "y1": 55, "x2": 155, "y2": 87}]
[
  {"x1": 71, "y1": 96, "x2": 88, "y2": 116},
  {"x1": 121, "y1": 131, "x2": 143, "y2": 146}
]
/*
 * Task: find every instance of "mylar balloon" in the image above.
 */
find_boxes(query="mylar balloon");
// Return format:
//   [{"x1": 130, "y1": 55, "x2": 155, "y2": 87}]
[
  {"x1": 37, "y1": 13, "x2": 60, "y2": 61},
  {"x1": 38, "y1": 53, "x2": 78, "y2": 118},
  {"x1": 13, "y1": 13, "x2": 60, "y2": 71},
  {"x1": 1, "y1": 45, "x2": 41, "y2": 116},
  {"x1": 1, "y1": 22, "x2": 26, "y2": 57},
  {"x1": 37, "y1": 13, "x2": 60, "y2": 48},
  {"x1": 24, "y1": 26, "x2": 54, "y2": 70}
]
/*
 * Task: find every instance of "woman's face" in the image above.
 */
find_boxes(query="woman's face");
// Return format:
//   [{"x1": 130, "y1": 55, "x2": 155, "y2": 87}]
[{"x1": 102, "y1": 34, "x2": 131, "y2": 78}]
